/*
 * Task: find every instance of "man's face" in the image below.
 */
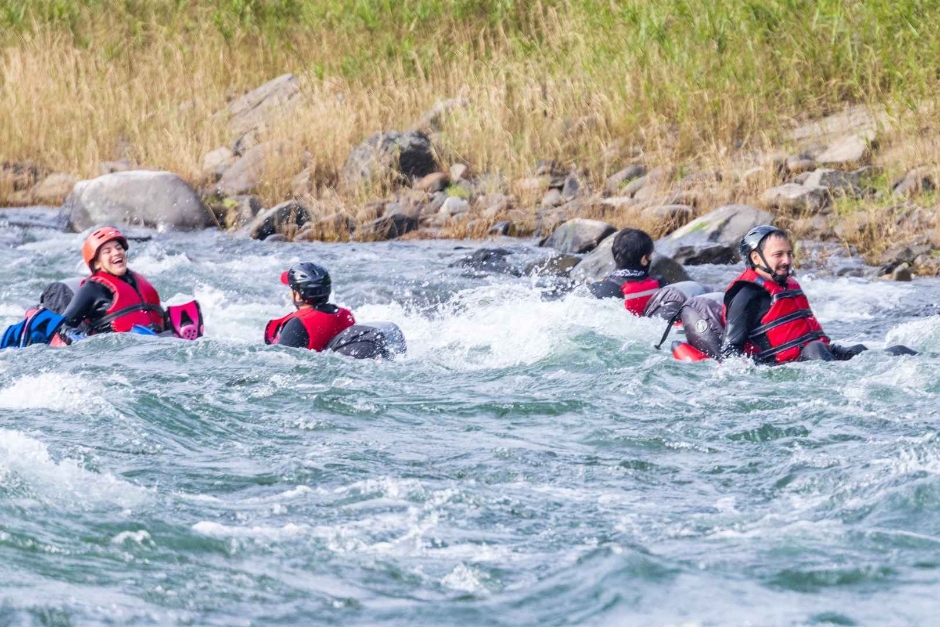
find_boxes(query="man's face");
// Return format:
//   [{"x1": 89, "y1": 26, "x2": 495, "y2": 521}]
[{"x1": 752, "y1": 235, "x2": 793, "y2": 278}]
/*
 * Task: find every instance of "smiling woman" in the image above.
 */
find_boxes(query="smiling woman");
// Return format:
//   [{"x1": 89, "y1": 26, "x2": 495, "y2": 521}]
[{"x1": 57, "y1": 226, "x2": 166, "y2": 341}]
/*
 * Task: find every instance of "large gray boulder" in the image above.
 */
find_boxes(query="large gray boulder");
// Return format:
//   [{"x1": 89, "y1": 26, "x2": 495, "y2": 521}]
[
  {"x1": 761, "y1": 183, "x2": 831, "y2": 213},
  {"x1": 341, "y1": 130, "x2": 438, "y2": 191},
  {"x1": 655, "y1": 204, "x2": 772, "y2": 266},
  {"x1": 541, "y1": 218, "x2": 616, "y2": 254},
  {"x1": 570, "y1": 233, "x2": 690, "y2": 284},
  {"x1": 62, "y1": 170, "x2": 212, "y2": 232}
]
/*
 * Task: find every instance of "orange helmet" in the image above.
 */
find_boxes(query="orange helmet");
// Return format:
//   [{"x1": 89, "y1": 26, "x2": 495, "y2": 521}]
[{"x1": 82, "y1": 226, "x2": 129, "y2": 271}]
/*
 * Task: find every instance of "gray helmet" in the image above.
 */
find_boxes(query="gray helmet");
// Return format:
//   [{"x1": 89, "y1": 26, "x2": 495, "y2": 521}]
[
  {"x1": 280, "y1": 262, "x2": 332, "y2": 303},
  {"x1": 739, "y1": 225, "x2": 786, "y2": 268}
]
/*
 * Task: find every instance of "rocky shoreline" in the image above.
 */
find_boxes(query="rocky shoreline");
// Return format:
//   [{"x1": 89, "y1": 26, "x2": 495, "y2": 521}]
[{"x1": 2, "y1": 75, "x2": 937, "y2": 281}]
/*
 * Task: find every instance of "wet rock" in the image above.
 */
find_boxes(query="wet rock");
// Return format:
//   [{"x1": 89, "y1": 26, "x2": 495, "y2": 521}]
[
  {"x1": 816, "y1": 132, "x2": 874, "y2": 168},
  {"x1": 415, "y1": 171, "x2": 449, "y2": 193},
  {"x1": 656, "y1": 204, "x2": 772, "y2": 266},
  {"x1": 410, "y1": 98, "x2": 469, "y2": 133},
  {"x1": 62, "y1": 170, "x2": 211, "y2": 232},
  {"x1": 541, "y1": 218, "x2": 616, "y2": 255},
  {"x1": 762, "y1": 184, "x2": 831, "y2": 214},
  {"x1": 30, "y1": 173, "x2": 78, "y2": 206},
  {"x1": 202, "y1": 147, "x2": 236, "y2": 181},
  {"x1": 893, "y1": 168, "x2": 936, "y2": 198},
  {"x1": 246, "y1": 200, "x2": 311, "y2": 240},
  {"x1": 525, "y1": 254, "x2": 581, "y2": 277},
  {"x1": 451, "y1": 247, "x2": 520, "y2": 276},
  {"x1": 604, "y1": 164, "x2": 648, "y2": 195},
  {"x1": 341, "y1": 130, "x2": 438, "y2": 191},
  {"x1": 221, "y1": 74, "x2": 300, "y2": 137},
  {"x1": 217, "y1": 141, "x2": 286, "y2": 196},
  {"x1": 356, "y1": 213, "x2": 419, "y2": 240},
  {"x1": 264, "y1": 234, "x2": 289, "y2": 243},
  {"x1": 650, "y1": 253, "x2": 692, "y2": 285},
  {"x1": 889, "y1": 263, "x2": 913, "y2": 282}
]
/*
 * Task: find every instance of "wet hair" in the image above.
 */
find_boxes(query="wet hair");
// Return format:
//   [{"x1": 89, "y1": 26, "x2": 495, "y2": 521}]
[{"x1": 611, "y1": 228, "x2": 654, "y2": 270}]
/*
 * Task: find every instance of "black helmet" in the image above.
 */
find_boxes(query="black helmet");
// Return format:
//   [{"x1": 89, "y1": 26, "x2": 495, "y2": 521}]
[
  {"x1": 739, "y1": 225, "x2": 786, "y2": 268},
  {"x1": 280, "y1": 262, "x2": 332, "y2": 303}
]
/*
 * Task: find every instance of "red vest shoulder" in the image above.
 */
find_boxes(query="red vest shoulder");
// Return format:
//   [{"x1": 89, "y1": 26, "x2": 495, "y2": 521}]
[{"x1": 621, "y1": 276, "x2": 661, "y2": 316}]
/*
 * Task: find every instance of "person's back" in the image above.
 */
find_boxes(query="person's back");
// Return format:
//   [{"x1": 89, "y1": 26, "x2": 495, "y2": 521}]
[
  {"x1": 588, "y1": 228, "x2": 662, "y2": 315},
  {"x1": 264, "y1": 262, "x2": 355, "y2": 351}
]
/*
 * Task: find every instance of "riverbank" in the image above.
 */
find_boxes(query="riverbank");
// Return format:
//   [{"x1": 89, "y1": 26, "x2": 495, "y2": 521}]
[{"x1": 2, "y1": 1, "x2": 940, "y2": 271}]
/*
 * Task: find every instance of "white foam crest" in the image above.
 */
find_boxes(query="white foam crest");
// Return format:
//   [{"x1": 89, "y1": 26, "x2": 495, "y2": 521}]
[
  {"x1": 126, "y1": 252, "x2": 191, "y2": 276},
  {"x1": 441, "y1": 563, "x2": 489, "y2": 593},
  {"x1": 0, "y1": 303, "x2": 26, "y2": 317},
  {"x1": 801, "y1": 275, "x2": 912, "y2": 322},
  {"x1": 0, "y1": 373, "x2": 117, "y2": 417},
  {"x1": 0, "y1": 429, "x2": 148, "y2": 508},
  {"x1": 885, "y1": 316, "x2": 940, "y2": 351},
  {"x1": 356, "y1": 286, "x2": 657, "y2": 370},
  {"x1": 183, "y1": 284, "x2": 282, "y2": 344},
  {"x1": 192, "y1": 521, "x2": 311, "y2": 540}
]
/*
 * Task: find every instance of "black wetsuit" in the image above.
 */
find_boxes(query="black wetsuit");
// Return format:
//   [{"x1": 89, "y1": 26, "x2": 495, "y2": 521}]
[
  {"x1": 60, "y1": 273, "x2": 143, "y2": 333},
  {"x1": 275, "y1": 304, "x2": 344, "y2": 348},
  {"x1": 720, "y1": 282, "x2": 866, "y2": 362},
  {"x1": 589, "y1": 268, "x2": 664, "y2": 299}
]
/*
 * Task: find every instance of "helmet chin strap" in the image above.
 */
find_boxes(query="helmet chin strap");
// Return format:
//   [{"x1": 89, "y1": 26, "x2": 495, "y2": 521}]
[{"x1": 755, "y1": 249, "x2": 790, "y2": 286}]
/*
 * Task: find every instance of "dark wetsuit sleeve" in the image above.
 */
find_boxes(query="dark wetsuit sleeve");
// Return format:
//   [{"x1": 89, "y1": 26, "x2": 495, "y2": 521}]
[
  {"x1": 275, "y1": 318, "x2": 309, "y2": 348},
  {"x1": 60, "y1": 281, "x2": 114, "y2": 329},
  {"x1": 588, "y1": 279, "x2": 624, "y2": 299},
  {"x1": 719, "y1": 284, "x2": 771, "y2": 361}
]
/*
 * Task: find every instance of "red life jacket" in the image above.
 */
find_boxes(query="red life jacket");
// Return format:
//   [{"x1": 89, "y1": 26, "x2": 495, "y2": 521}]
[
  {"x1": 621, "y1": 276, "x2": 661, "y2": 316},
  {"x1": 264, "y1": 306, "x2": 356, "y2": 351},
  {"x1": 723, "y1": 269, "x2": 828, "y2": 363},
  {"x1": 84, "y1": 271, "x2": 165, "y2": 334}
]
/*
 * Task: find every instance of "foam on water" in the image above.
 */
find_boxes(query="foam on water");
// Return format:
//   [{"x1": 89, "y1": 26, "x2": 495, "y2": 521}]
[
  {"x1": 0, "y1": 429, "x2": 148, "y2": 508},
  {"x1": 3, "y1": 225, "x2": 940, "y2": 625}
]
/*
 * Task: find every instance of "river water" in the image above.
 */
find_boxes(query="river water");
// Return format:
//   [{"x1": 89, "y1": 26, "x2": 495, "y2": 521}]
[{"x1": 1, "y1": 217, "x2": 940, "y2": 626}]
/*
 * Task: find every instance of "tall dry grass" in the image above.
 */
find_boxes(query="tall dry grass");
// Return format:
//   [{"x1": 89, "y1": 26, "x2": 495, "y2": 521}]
[{"x1": 1, "y1": 0, "x2": 940, "y2": 253}]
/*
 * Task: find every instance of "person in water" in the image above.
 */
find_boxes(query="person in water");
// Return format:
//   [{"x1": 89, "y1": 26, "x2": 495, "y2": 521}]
[
  {"x1": 57, "y1": 226, "x2": 166, "y2": 343},
  {"x1": 264, "y1": 262, "x2": 355, "y2": 350},
  {"x1": 721, "y1": 225, "x2": 915, "y2": 363},
  {"x1": 589, "y1": 228, "x2": 667, "y2": 314}
]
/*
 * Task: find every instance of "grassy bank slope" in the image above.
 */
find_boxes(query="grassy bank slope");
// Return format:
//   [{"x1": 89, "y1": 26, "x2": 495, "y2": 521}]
[{"x1": 1, "y1": 1, "x2": 939, "y2": 256}]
